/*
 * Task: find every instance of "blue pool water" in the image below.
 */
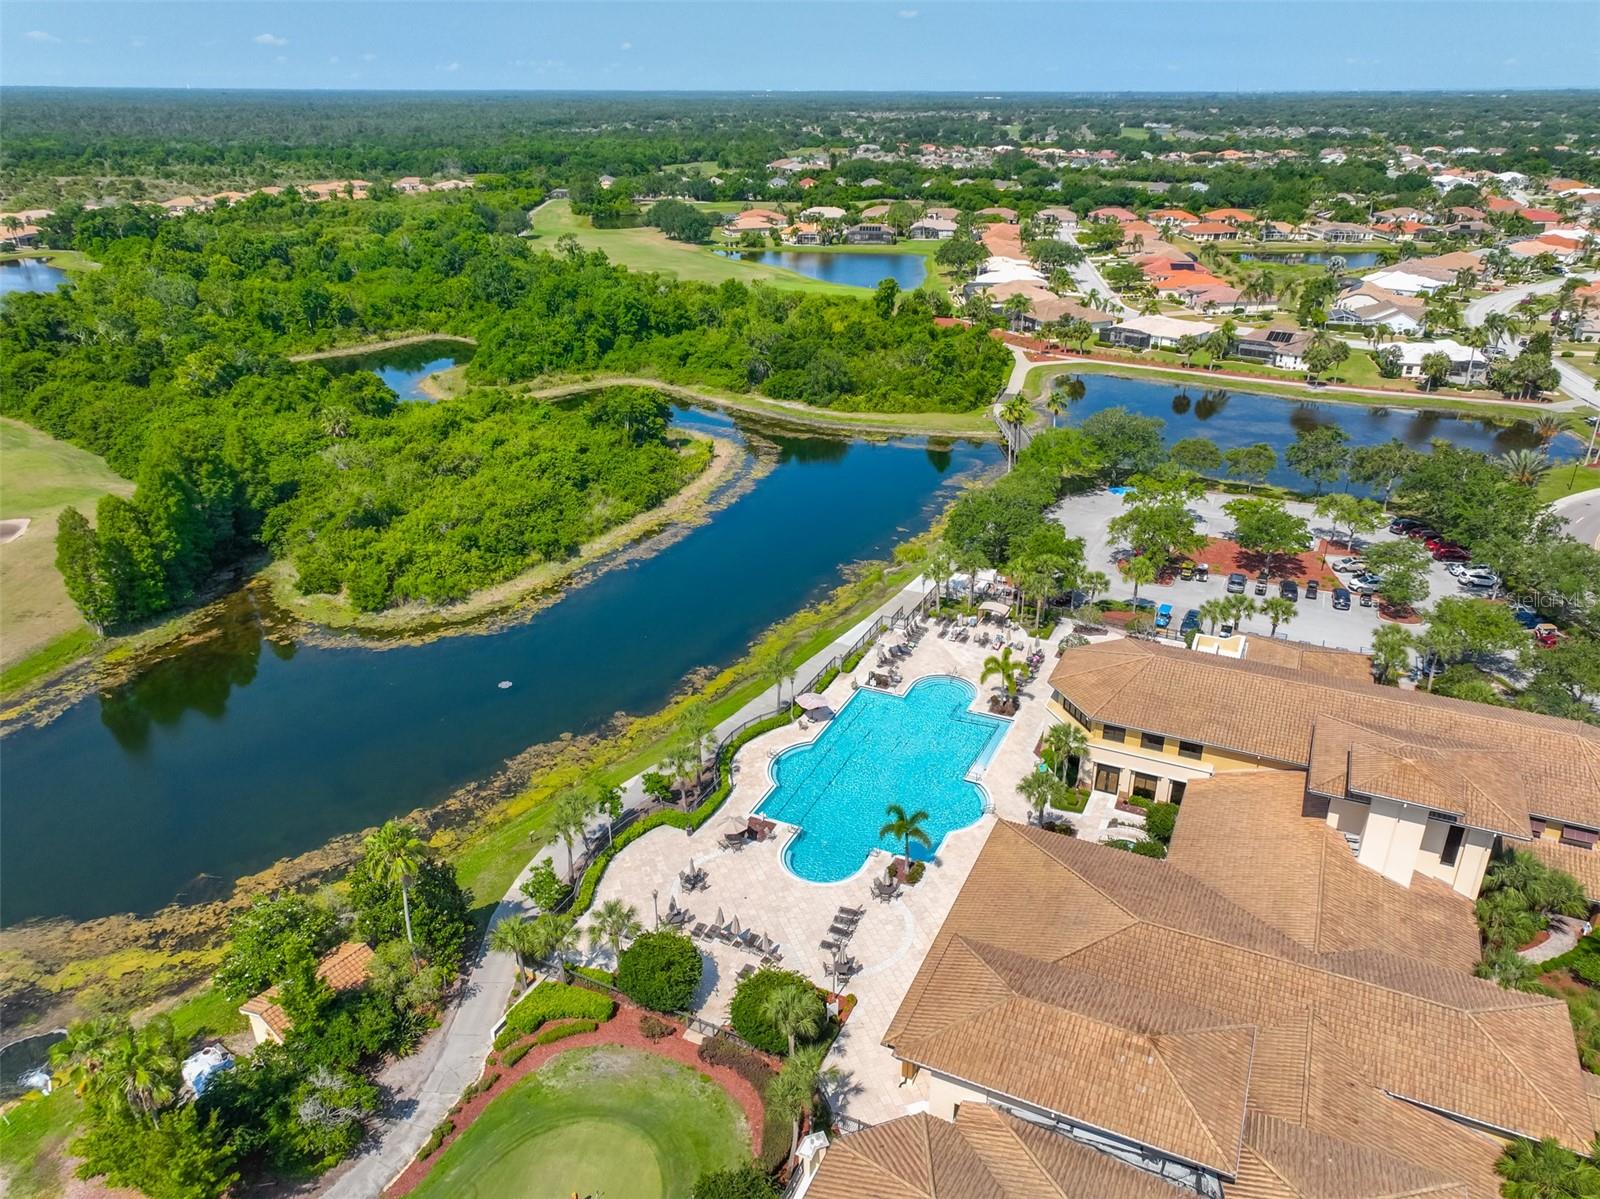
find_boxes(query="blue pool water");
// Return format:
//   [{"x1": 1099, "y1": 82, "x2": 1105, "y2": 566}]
[{"x1": 759, "y1": 676, "x2": 1006, "y2": 883}]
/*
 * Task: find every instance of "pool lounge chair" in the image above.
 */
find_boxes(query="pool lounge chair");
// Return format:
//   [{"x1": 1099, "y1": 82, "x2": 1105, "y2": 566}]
[
  {"x1": 690, "y1": 923, "x2": 709, "y2": 940},
  {"x1": 837, "y1": 906, "x2": 865, "y2": 919}
]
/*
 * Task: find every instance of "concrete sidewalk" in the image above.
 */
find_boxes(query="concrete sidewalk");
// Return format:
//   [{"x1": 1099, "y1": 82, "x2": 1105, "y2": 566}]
[{"x1": 322, "y1": 574, "x2": 935, "y2": 1197}]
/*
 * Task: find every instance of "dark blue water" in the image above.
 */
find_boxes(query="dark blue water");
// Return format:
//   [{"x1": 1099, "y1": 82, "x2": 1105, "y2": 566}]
[
  {"x1": 1236, "y1": 251, "x2": 1382, "y2": 268},
  {"x1": 0, "y1": 406, "x2": 993, "y2": 923},
  {"x1": 0, "y1": 258, "x2": 68, "y2": 295},
  {"x1": 1054, "y1": 373, "x2": 1568, "y2": 491},
  {"x1": 715, "y1": 250, "x2": 928, "y2": 290},
  {"x1": 320, "y1": 339, "x2": 475, "y2": 401}
]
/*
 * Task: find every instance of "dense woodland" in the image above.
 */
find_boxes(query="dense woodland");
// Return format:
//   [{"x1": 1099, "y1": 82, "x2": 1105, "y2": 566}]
[{"x1": 0, "y1": 188, "x2": 1006, "y2": 625}]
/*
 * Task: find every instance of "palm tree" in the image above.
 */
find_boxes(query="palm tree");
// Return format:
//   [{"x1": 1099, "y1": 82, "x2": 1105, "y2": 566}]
[
  {"x1": 1043, "y1": 389, "x2": 1066, "y2": 427},
  {"x1": 1498, "y1": 448, "x2": 1551, "y2": 487},
  {"x1": 1222, "y1": 594, "x2": 1257, "y2": 629},
  {"x1": 1197, "y1": 597, "x2": 1229, "y2": 634},
  {"x1": 981, "y1": 646, "x2": 1025, "y2": 700},
  {"x1": 762, "y1": 981, "x2": 825, "y2": 1055},
  {"x1": 1495, "y1": 1137, "x2": 1600, "y2": 1199},
  {"x1": 879, "y1": 802, "x2": 933, "y2": 869},
  {"x1": 490, "y1": 915, "x2": 547, "y2": 971},
  {"x1": 51, "y1": 1014, "x2": 127, "y2": 1101},
  {"x1": 364, "y1": 819, "x2": 427, "y2": 969},
  {"x1": 1079, "y1": 570, "x2": 1110, "y2": 607},
  {"x1": 766, "y1": 1044, "x2": 831, "y2": 1161},
  {"x1": 1018, "y1": 770, "x2": 1058, "y2": 825},
  {"x1": 1042, "y1": 720, "x2": 1088, "y2": 784},
  {"x1": 924, "y1": 541, "x2": 956, "y2": 607},
  {"x1": 1053, "y1": 373, "x2": 1087, "y2": 410},
  {"x1": 588, "y1": 898, "x2": 642, "y2": 959},
  {"x1": 768, "y1": 641, "x2": 799, "y2": 708},
  {"x1": 1261, "y1": 596, "x2": 1297, "y2": 637},
  {"x1": 550, "y1": 789, "x2": 593, "y2": 883},
  {"x1": 1002, "y1": 292, "x2": 1033, "y2": 332},
  {"x1": 53, "y1": 1016, "x2": 181, "y2": 1123},
  {"x1": 1532, "y1": 414, "x2": 1564, "y2": 447},
  {"x1": 999, "y1": 394, "x2": 1031, "y2": 470},
  {"x1": 1123, "y1": 553, "x2": 1158, "y2": 602}
]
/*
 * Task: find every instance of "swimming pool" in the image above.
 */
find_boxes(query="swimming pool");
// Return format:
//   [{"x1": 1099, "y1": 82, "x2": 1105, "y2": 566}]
[{"x1": 758, "y1": 676, "x2": 1007, "y2": 884}]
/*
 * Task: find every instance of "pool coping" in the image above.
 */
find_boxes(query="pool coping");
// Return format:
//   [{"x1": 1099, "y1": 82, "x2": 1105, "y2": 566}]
[{"x1": 752, "y1": 673, "x2": 1011, "y2": 888}]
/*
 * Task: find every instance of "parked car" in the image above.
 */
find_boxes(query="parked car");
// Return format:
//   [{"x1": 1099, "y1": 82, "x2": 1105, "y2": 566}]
[
  {"x1": 1155, "y1": 603, "x2": 1173, "y2": 630},
  {"x1": 1279, "y1": 580, "x2": 1299, "y2": 601},
  {"x1": 1332, "y1": 587, "x2": 1351, "y2": 610},
  {"x1": 1511, "y1": 603, "x2": 1542, "y2": 629},
  {"x1": 1332, "y1": 556, "x2": 1365, "y2": 573},
  {"x1": 1405, "y1": 527, "x2": 1439, "y2": 541},
  {"x1": 1535, "y1": 624, "x2": 1566, "y2": 648},
  {"x1": 1432, "y1": 545, "x2": 1471, "y2": 563},
  {"x1": 1446, "y1": 562, "x2": 1471, "y2": 578},
  {"x1": 1180, "y1": 609, "x2": 1201, "y2": 635},
  {"x1": 1226, "y1": 572, "x2": 1246, "y2": 594},
  {"x1": 1359, "y1": 590, "x2": 1375, "y2": 607},
  {"x1": 1389, "y1": 517, "x2": 1423, "y2": 535},
  {"x1": 1458, "y1": 568, "x2": 1500, "y2": 589},
  {"x1": 1305, "y1": 580, "x2": 1318, "y2": 600},
  {"x1": 1254, "y1": 574, "x2": 1269, "y2": 596},
  {"x1": 1219, "y1": 620, "x2": 1236, "y2": 637}
]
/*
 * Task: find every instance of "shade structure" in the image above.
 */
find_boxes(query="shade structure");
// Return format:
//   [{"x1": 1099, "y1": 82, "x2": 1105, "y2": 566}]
[
  {"x1": 728, "y1": 916, "x2": 742, "y2": 936},
  {"x1": 714, "y1": 907, "x2": 725, "y2": 927},
  {"x1": 795, "y1": 692, "x2": 829, "y2": 711},
  {"x1": 979, "y1": 600, "x2": 1011, "y2": 617}
]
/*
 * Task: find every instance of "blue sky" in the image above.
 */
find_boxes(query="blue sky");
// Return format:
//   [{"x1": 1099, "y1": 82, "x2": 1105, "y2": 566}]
[{"x1": 3, "y1": 1, "x2": 1597, "y2": 92}]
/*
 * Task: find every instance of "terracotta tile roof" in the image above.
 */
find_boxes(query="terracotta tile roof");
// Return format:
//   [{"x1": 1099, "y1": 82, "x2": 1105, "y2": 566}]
[
  {"x1": 1235, "y1": 1113, "x2": 1467, "y2": 1198},
  {"x1": 239, "y1": 941, "x2": 373, "y2": 1040},
  {"x1": 806, "y1": 1105, "x2": 1185, "y2": 1198},
  {"x1": 886, "y1": 823, "x2": 1594, "y2": 1162},
  {"x1": 1166, "y1": 772, "x2": 1481, "y2": 971},
  {"x1": 1047, "y1": 639, "x2": 1600, "y2": 824},
  {"x1": 1234, "y1": 638, "x2": 1373, "y2": 680}
]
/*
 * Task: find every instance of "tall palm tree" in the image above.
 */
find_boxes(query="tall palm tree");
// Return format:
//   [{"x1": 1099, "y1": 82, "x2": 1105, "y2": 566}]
[
  {"x1": 550, "y1": 789, "x2": 593, "y2": 883},
  {"x1": 879, "y1": 803, "x2": 933, "y2": 868},
  {"x1": 1054, "y1": 373, "x2": 1087, "y2": 410},
  {"x1": 1079, "y1": 570, "x2": 1110, "y2": 606},
  {"x1": 490, "y1": 914, "x2": 546, "y2": 972},
  {"x1": 1197, "y1": 597, "x2": 1229, "y2": 634},
  {"x1": 1533, "y1": 414, "x2": 1564, "y2": 447},
  {"x1": 51, "y1": 1014, "x2": 126, "y2": 1101},
  {"x1": 924, "y1": 542, "x2": 956, "y2": 606},
  {"x1": 766, "y1": 1045, "x2": 831, "y2": 1161},
  {"x1": 763, "y1": 981, "x2": 825, "y2": 1056},
  {"x1": 1498, "y1": 448, "x2": 1550, "y2": 487},
  {"x1": 1495, "y1": 1137, "x2": 1600, "y2": 1199},
  {"x1": 999, "y1": 394, "x2": 1031, "y2": 469},
  {"x1": 981, "y1": 646, "x2": 1025, "y2": 700},
  {"x1": 364, "y1": 819, "x2": 427, "y2": 969},
  {"x1": 768, "y1": 641, "x2": 799, "y2": 707},
  {"x1": 1043, "y1": 389, "x2": 1066, "y2": 427},
  {"x1": 1042, "y1": 721, "x2": 1089, "y2": 784},
  {"x1": 53, "y1": 1016, "x2": 181, "y2": 1123},
  {"x1": 1124, "y1": 553, "x2": 1158, "y2": 602},
  {"x1": 588, "y1": 898, "x2": 642, "y2": 959}
]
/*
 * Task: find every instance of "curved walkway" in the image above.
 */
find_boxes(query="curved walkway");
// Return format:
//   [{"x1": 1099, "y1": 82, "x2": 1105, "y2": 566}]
[{"x1": 384, "y1": 1004, "x2": 772, "y2": 1197}]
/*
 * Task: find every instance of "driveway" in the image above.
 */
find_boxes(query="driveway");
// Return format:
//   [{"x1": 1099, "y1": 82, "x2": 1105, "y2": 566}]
[
  {"x1": 1056, "y1": 490, "x2": 1465, "y2": 655},
  {"x1": 1464, "y1": 272, "x2": 1600, "y2": 409},
  {"x1": 1059, "y1": 230, "x2": 1134, "y2": 315}
]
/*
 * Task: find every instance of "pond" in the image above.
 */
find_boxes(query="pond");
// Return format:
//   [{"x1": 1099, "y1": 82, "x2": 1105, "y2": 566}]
[
  {"x1": 714, "y1": 249, "x2": 928, "y2": 290},
  {"x1": 319, "y1": 338, "x2": 475, "y2": 401},
  {"x1": 0, "y1": 406, "x2": 996, "y2": 924},
  {"x1": 1053, "y1": 372, "x2": 1574, "y2": 492},
  {"x1": 1235, "y1": 250, "x2": 1382, "y2": 269},
  {"x1": 0, "y1": 258, "x2": 68, "y2": 295}
]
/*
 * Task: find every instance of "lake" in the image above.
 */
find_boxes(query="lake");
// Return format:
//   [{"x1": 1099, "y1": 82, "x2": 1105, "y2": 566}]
[
  {"x1": 0, "y1": 406, "x2": 994, "y2": 924},
  {"x1": 715, "y1": 249, "x2": 928, "y2": 290},
  {"x1": 1235, "y1": 250, "x2": 1382, "y2": 269},
  {"x1": 320, "y1": 339, "x2": 475, "y2": 401},
  {"x1": 1053, "y1": 372, "x2": 1570, "y2": 492},
  {"x1": 0, "y1": 258, "x2": 68, "y2": 295}
]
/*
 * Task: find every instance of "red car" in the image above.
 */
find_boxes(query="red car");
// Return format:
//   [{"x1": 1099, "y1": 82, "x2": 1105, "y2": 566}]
[
  {"x1": 1536, "y1": 625, "x2": 1566, "y2": 648},
  {"x1": 1406, "y1": 527, "x2": 1439, "y2": 541},
  {"x1": 1424, "y1": 535, "x2": 1455, "y2": 550},
  {"x1": 1432, "y1": 545, "x2": 1470, "y2": 562}
]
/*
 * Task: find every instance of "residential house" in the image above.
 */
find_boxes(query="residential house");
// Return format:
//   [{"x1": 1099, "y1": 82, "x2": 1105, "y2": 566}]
[
  {"x1": 978, "y1": 206, "x2": 1019, "y2": 223},
  {"x1": 865, "y1": 811, "x2": 1591, "y2": 1197},
  {"x1": 1147, "y1": 208, "x2": 1199, "y2": 225},
  {"x1": 1102, "y1": 314, "x2": 1218, "y2": 351},
  {"x1": 979, "y1": 281, "x2": 1115, "y2": 332},
  {"x1": 908, "y1": 216, "x2": 959, "y2": 240},
  {"x1": 799, "y1": 205, "x2": 847, "y2": 222},
  {"x1": 1519, "y1": 206, "x2": 1563, "y2": 228},
  {"x1": 1369, "y1": 219, "x2": 1433, "y2": 241},
  {"x1": 1032, "y1": 206, "x2": 1078, "y2": 232},
  {"x1": 1506, "y1": 237, "x2": 1577, "y2": 264},
  {"x1": 1116, "y1": 219, "x2": 1162, "y2": 247},
  {"x1": 430, "y1": 178, "x2": 472, "y2": 192},
  {"x1": 1390, "y1": 338, "x2": 1491, "y2": 385},
  {"x1": 1046, "y1": 637, "x2": 1599, "y2": 897},
  {"x1": 1361, "y1": 266, "x2": 1451, "y2": 296},
  {"x1": 1298, "y1": 219, "x2": 1373, "y2": 244},
  {"x1": 963, "y1": 256, "x2": 1046, "y2": 295},
  {"x1": 783, "y1": 222, "x2": 824, "y2": 246},
  {"x1": 1088, "y1": 206, "x2": 1137, "y2": 222},
  {"x1": 1232, "y1": 323, "x2": 1316, "y2": 370},
  {"x1": 160, "y1": 195, "x2": 211, "y2": 216},
  {"x1": 721, "y1": 208, "x2": 787, "y2": 237},
  {"x1": 1182, "y1": 221, "x2": 1240, "y2": 243},
  {"x1": 1484, "y1": 195, "x2": 1523, "y2": 215},
  {"x1": 1374, "y1": 206, "x2": 1428, "y2": 223},
  {"x1": 843, "y1": 222, "x2": 895, "y2": 245},
  {"x1": 1254, "y1": 219, "x2": 1297, "y2": 241},
  {"x1": 1329, "y1": 282, "x2": 1426, "y2": 334},
  {"x1": 1200, "y1": 207, "x2": 1254, "y2": 225},
  {"x1": 240, "y1": 942, "x2": 374, "y2": 1046},
  {"x1": 393, "y1": 176, "x2": 429, "y2": 193}
]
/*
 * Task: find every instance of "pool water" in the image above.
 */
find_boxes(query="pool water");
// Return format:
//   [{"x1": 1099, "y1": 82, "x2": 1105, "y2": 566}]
[{"x1": 759, "y1": 676, "x2": 1006, "y2": 883}]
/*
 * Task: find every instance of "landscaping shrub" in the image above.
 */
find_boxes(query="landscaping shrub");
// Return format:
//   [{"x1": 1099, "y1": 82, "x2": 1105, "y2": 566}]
[
  {"x1": 520, "y1": 860, "x2": 571, "y2": 912},
  {"x1": 494, "y1": 980, "x2": 614, "y2": 1050},
  {"x1": 693, "y1": 1163, "x2": 780, "y2": 1199},
  {"x1": 416, "y1": 1117, "x2": 453, "y2": 1162},
  {"x1": 500, "y1": 1040, "x2": 533, "y2": 1068},
  {"x1": 1048, "y1": 785, "x2": 1089, "y2": 813},
  {"x1": 617, "y1": 930, "x2": 703, "y2": 1013},
  {"x1": 698, "y1": 1035, "x2": 776, "y2": 1094},
  {"x1": 639, "y1": 1014, "x2": 676, "y2": 1041},
  {"x1": 729, "y1": 969, "x2": 824, "y2": 1055},
  {"x1": 534, "y1": 1018, "x2": 598, "y2": 1045},
  {"x1": 1143, "y1": 802, "x2": 1178, "y2": 845},
  {"x1": 573, "y1": 965, "x2": 616, "y2": 987}
]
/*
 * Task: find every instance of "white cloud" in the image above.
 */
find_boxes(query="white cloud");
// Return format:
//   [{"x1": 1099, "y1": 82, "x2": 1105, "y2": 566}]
[
  {"x1": 897, "y1": 8, "x2": 918, "y2": 18},
  {"x1": 24, "y1": 29, "x2": 61, "y2": 43},
  {"x1": 441, "y1": 60, "x2": 461, "y2": 72},
  {"x1": 620, "y1": 41, "x2": 633, "y2": 50},
  {"x1": 253, "y1": 32, "x2": 288, "y2": 47},
  {"x1": 361, "y1": 52, "x2": 377, "y2": 62}
]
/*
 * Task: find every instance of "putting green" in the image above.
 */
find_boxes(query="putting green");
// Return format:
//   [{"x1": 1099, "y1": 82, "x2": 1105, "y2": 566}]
[{"x1": 408, "y1": 1046, "x2": 752, "y2": 1199}]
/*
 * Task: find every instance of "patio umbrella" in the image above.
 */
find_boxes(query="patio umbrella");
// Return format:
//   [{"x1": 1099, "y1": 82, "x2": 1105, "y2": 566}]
[
  {"x1": 729, "y1": 916, "x2": 742, "y2": 937},
  {"x1": 714, "y1": 907, "x2": 725, "y2": 927},
  {"x1": 795, "y1": 692, "x2": 828, "y2": 711}
]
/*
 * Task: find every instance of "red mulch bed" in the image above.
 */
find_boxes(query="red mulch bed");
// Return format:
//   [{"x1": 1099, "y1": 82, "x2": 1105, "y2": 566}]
[
  {"x1": 1521, "y1": 928, "x2": 1553, "y2": 952},
  {"x1": 1190, "y1": 537, "x2": 1338, "y2": 589},
  {"x1": 385, "y1": 1003, "x2": 775, "y2": 1197}
]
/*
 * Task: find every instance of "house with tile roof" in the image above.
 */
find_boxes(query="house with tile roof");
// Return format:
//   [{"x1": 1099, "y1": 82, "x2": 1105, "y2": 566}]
[
  {"x1": 856, "y1": 816, "x2": 1593, "y2": 1197},
  {"x1": 239, "y1": 941, "x2": 374, "y2": 1046},
  {"x1": 1044, "y1": 638, "x2": 1600, "y2": 900}
]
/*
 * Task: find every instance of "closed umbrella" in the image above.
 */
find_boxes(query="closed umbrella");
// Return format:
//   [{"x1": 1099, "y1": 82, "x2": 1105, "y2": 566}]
[
  {"x1": 714, "y1": 906, "x2": 725, "y2": 927},
  {"x1": 729, "y1": 916, "x2": 742, "y2": 937}
]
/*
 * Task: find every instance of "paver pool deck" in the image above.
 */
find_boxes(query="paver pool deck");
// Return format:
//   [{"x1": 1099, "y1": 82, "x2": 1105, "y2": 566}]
[{"x1": 590, "y1": 624, "x2": 1059, "y2": 1125}]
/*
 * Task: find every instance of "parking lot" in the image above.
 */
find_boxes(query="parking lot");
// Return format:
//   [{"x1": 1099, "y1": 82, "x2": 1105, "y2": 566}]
[{"x1": 1053, "y1": 489, "x2": 1468, "y2": 655}]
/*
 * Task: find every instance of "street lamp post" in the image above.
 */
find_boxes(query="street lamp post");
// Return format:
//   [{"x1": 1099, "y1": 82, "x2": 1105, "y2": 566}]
[{"x1": 652, "y1": 889, "x2": 659, "y2": 931}]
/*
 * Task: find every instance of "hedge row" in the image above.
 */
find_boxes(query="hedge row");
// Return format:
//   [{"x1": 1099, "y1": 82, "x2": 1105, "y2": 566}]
[
  {"x1": 568, "y1": 709, "x2": 798, "y2": 917},
  {"x1": 494, "y1": 980, "x2": 614, "y2": 1050}
]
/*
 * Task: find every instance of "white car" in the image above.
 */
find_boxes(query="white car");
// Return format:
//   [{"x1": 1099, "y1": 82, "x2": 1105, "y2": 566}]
[
  {"x1": 1458, "y1": 569, "x2": 1501, "y2": 590},
  {"x1": 1350, "y1": 573, "x2": 1383, "y2": 593},
  {"x1": 1332, "y1": 556, "x2": 1365, "y2": 573}
]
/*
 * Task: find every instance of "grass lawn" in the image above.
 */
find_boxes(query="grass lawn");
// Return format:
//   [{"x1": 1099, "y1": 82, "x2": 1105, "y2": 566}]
[
  {"x1": 409, "y1": 1046, "x2": 751, "y2": 1199},
  {"x1": 0, "y1": 418, "x2": 131, "y2": 674},
  {"x1": 0, "y1": 1088, "x2": 82, "y2": 1199},
  {"x1": 528, "y1": 201, "x2": 857, "y2": 294},
  {"x1": 0, "y1": 249, "x2": 98, "y2": 272}
]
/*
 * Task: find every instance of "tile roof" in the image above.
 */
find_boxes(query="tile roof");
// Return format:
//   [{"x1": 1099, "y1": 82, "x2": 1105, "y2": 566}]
[
  {"x1": 1047, "y1": 639, "x2": 1600, "y2": 825},
  {"x1": 239, "y1": 941, "x2": 373, "y2": 1041},
  {"x1": 886, "y1": 823, "x2": 1593, "y2": 1164},
  {"x1": 1165, "y1": 771, "x2": 1481, "y2": 971},
  {"x1": 806, "y1": 1105, "x2": 1184, "y2": 1198}
]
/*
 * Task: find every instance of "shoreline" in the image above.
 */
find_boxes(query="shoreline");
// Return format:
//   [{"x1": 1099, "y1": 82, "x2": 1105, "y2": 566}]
[
  {"x1": 522, "y1": 374, "x2": 1001, "y2": 441},
  {"x1": 287, "y1": 332, "x2": 478, "y2": 362}
]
